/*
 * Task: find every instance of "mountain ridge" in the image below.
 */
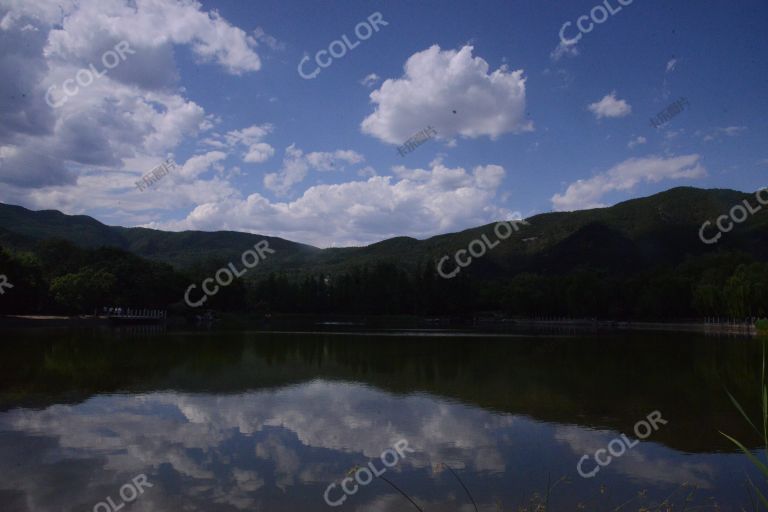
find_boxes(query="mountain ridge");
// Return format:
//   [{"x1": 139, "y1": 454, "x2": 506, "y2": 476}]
[{"x1": 1, "y1": 186, "x2": 766, "y2": 275}]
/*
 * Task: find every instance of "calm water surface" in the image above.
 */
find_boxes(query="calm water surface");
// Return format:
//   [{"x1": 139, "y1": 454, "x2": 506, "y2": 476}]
[{"x1": 0, "y1": 328, "x2": 763, "y2": 511}]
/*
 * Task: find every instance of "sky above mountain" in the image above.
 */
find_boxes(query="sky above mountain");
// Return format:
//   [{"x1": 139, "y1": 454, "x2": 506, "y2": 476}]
[{"x1": 0, "y1": 0, "x2": 765, "y2": 247}]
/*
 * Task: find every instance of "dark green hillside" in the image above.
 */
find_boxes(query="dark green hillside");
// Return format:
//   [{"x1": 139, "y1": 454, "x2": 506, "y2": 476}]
[
  {"x1": 1, "y1": 187, "x2": 765, "y2": 275},
  {"x1": 1, "y1": 186, "x2": 767, "y2": 319},
  {"x1": 0, "y1": 204, "x2": 126, "y2": 249},
  {"x1": 113, "y1": 227, "x2": 320, "y2": 270},
  {"x1": 0, "y1": 203, "x2": 320, "y2": 271}
]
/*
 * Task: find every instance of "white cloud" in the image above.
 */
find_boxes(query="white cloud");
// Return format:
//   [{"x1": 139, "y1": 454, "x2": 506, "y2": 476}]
[
  {"x1": 252, "y1": 26, "x2": 284, "y2": 51},
  {"x1": 361, "y1": 45, "x2": 532, "y2": 145},
  {"x1": 357, "y1": 166, "x2": 377, "y2": 178},
  {"x1": 38, "y1": 0, "x2": 262, "y2": 75},
  {"x1": 199, "y1": 124, "x2": 275, "y2": 163},
  {"x1": 263, "y1": 144, "x2": 308, "y2": 196},
  {"x1": 178, "y1": 151, "x2": 227, "y2": 180},
  {"x1": 551, "y1": 154, "x2": 707, "y2": 211},
  {"x1": 359, "y1": 73, "x2": 380, "y2": 88},
  {"x1": 550, "y1": 40, "x2": 579, "y2": 61},
  {"x1": 243, "y1": 143, "x2": 274, "y2": 164},
  {"x1": 305, "y1": 149, "x2": 363, "y2": 171},
  {"x1": 0, "y1": 10, "x2": 20, "y2": 30},
  {"x1": 204, "y1": 123, "x2": 276, "y2": 164},
  {"x1": 588, "y1": 91, "x2": 632, "y2": 119},
  {"x1": 628, "y1": 136, "x2": 647, "y2": 149},
  {"x1": 223, "y1": 124, "x2": 273, "y2": 147},
  {"x1": 263, "y1": 145, "x2": 365, "y2": 196},
  {"x1": 699, "y1": 126, "x2": 748, "y2": 142},
  {"x1": 0, "y1": 73, "x2": 208, "y2": 186},
  {"x1": 0, "y1": 3, "x2": 518, "y2": 249},
  {"x1": 0, "y1": 0, "x2": 264, "y2": 194},
  {"x1": 201, "y1": 138, "x2": 229, "y2": 149},
  {"x1": 164, "y1": 160, "x2": 511, "y2": 247}
]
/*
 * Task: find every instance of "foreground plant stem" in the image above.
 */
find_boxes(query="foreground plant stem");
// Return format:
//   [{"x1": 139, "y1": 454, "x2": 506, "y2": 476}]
[
  {"x1": 443, "y1": 463, "x2": 479, "y2": 512},
  {"x1": 379, "y1": 475, "x2": 424, "y2": 512}
]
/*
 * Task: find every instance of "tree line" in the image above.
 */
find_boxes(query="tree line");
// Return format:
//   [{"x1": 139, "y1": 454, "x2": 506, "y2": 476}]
[{"x1": 1, "y1": 239, "x2": 766, "y2": 320}]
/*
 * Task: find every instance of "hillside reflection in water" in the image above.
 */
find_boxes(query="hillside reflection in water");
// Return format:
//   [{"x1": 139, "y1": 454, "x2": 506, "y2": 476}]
[{"x1": 0, "y1": 329, "x2": 763, "y2": 511}]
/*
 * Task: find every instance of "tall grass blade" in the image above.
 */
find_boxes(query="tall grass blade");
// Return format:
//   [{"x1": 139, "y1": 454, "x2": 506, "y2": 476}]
[
  {"x1": 753, "y1": 484, "x2": 768, "y2": 509},
  {"x1": 763, "y1": 342, "x2": 767, "y2": 460},
  {"x1": 726, "y1": 390, "x2": 761, "y2": 437},
  {"x1": 443, "y1": 463, "x2": 479, "y2": 512},
  {"x1": 721, "y1": 340, "x2": 768, "y2": 510},
  {"x1": 743, "y1": 472, "x2": 768, "y2": 510},
  {"x1": 720, "y1": 432, "x2": 768, "y2": 480},
  {"x1": 763, "y1": 382, "x2": 767, "y2": 461},
  {"x1": 379, "y1": 475, "x2": 424, "y2": 512}
]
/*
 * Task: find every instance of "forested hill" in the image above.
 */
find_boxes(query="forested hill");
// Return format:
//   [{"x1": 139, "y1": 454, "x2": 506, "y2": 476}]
[
  {"x1": 1, "y1": 186, "x2": 767, "y2": 319},
  {"x1": 0, "y1": 203, "x2": 318, "y2": 269},
  {"x1": 1, "y1": 187, "x2": 766, "y2": 273}
]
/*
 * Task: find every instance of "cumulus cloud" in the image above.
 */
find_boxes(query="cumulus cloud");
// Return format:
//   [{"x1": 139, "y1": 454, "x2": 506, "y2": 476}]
[
  {"x1": 0, "y1": 12, "x2": 54, "y2": 143},
  {"x1": 177, "y1": 151, "x2": 227, "y2": 180},
  {"x1": 39, "y1": 0, "x2": 262, "y2": 75},
  {"x1": 0, "y1": 79, "x2": 208, "y2": 188},
  {"x1": 588, "y1": 91, "x2": 632, "y2": 119},
  {"x1": 0, "y1": 0, "x2": 264, "y2": 194},
  {"x1": 305, "y1": 149, "x2": 364, "y2": 171},
  {"x1": 243, "y1": 143, "x2": 274, "y2": 164},
  {"x1": 361, "y1": 45, "x2": 532, "y2": 145},
  {"x1": 551, "y1": 154, "x2": 707, "y2": 211},
  {"x1": 203, "y1": 123, "x2": 275, "y2": 164},
  {"x1": 224, "y1": 124, "x2": 272, "y2": 146},
  {"x1": 357, "y1": 166, "x2": 377, "y2": 178},
  {"x1": 0, "y1": 3, "x2": 519, "y2": 247},
  {"x1": 161, "y1": 160, "x2": 511, "y2": 246},
  {"x1": 263, "y1": 145, "x2": 365, "y2": 196}
]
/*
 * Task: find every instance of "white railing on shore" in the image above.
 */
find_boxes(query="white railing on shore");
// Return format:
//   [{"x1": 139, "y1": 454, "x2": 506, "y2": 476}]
[
  {"x1": 101, "y1": 307, "x2": 167, "y2": 319},
  {"x1": 703, "y1": 317, "x2": 758, "y2": 333}
]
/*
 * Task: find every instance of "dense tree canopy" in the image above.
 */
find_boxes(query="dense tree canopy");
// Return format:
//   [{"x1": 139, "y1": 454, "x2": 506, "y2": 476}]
[
  {"x1": 0, "y1": 241, "x2": 186, "y2": 314},
  {"x1": 1, "y1": 239, "x2": 766, "y2": 321}
]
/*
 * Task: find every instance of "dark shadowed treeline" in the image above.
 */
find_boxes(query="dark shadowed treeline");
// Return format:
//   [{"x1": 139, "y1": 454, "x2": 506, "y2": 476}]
[
  {"x1": 0, "y1": 240, "x2": 185, "y2": 314},
  {"x1": 247, "y1": 252, "x2": 768, "y2": 320},
  {"x1": 2, "y1": 239, "x2": 766, "y2": 320},
  {"x1": 2, "y1": 187, "x2": 768, "y2": 320},
  {"x1": 0, "y1": 240, "x2": 768, "y2": 320}
]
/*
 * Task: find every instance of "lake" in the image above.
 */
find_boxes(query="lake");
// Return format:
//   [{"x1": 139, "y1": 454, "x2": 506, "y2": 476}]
[{"x1": 0, "y1": 327, "x2": 763, "y2": 511}]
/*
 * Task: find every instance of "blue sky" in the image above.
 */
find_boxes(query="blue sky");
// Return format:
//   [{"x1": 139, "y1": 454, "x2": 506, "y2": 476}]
[{"x1": 0, "y1": 0, "x2": 765, "y2": 246}]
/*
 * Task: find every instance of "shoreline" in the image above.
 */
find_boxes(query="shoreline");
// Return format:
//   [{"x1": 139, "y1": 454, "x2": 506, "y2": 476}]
[
  {"x1": 495, "y1": 318, "x2": 758, "y2": 336},
  {"x1": 0, "y1": 314, "x2": 759, "y2": 336}
]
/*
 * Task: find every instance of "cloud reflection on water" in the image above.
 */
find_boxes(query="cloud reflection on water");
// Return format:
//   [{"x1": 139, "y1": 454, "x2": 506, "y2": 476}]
[{"x1": 0, "y1": 379, "x2": 746, "y2": 511}]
